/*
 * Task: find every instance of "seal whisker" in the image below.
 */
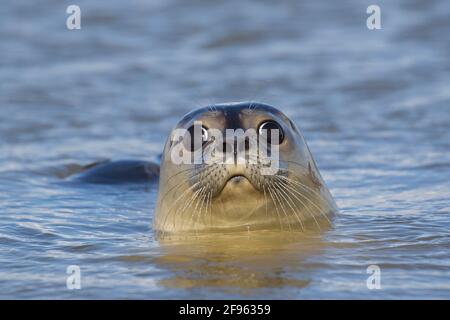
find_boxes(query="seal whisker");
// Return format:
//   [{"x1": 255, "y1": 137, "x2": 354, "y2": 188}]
[
  {"x1": 175, "y1": 186, "x2": 204, "y2": 232},
  {"x1": 195, "y1": 188, "x2": 209, "y2": 231},
  {"x1": 206, "y1": 191, "x2": 213, "y2": 229},
  {"x1": 162, "y1": 162, "x2": 218, "y2": 204},
  {"x1": 158, "y1": 179, "x2": 192, "y2": 207},
  {"x1": 292, "y1": 185, "x2": 333, "y2": 225},
  {"x1": 187, "y1": 186, "x2": 207, "y2": 232},
  {"x1": 276, "y1": 172, "x2": 331, "y2": 211},
  {"x1": 270, "y1": 185, "x2": 292, "y2": 231},
  {"x1": 162, "y1": 188, "x2": 195, "y2": 236},
  {"x1": 266, "y1": 186, "x2": 284, "y2": 231},
  {"x1": 159, "y1": 169, "x2": 208, "y2": 206},
  {"x1": 262, "y1": 185, "x2": 269, "y2": 219},
  {"x1": 272, "y1": 180, "x2": 306, "y2": 231},
  {"x1": 274, "y1": 176, "x2": 318, "y2": 221},
  {"x1": 165, "y1": 167, "x2": 198, "y2": 185},
  {"x1": 159, "y1": 181, "x2": 201, "y2": 237},
  {"x1": 276, "y1": 176, "x2": 331, "y2": 226},
  {"x1": 181, "y1": 186, "x2": 204, "y2": 232},
  {"x1": 199, "y1": 189, "x2": 211, "y2": 231},
  {"x1": 278, "y1": 179, "x2": 322, "y2": 231},
  {"x1": 277, "y1": 167, "x2": 331, "y2": 202},
  {"x1": 160, "y1": 185, "x2": 194, "y2": 229}
]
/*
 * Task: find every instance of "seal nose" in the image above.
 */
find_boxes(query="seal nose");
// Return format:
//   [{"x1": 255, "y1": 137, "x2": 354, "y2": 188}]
[
  {"x1": 221, "y1": 138, "x2": 250, "y2": 164},
  {"x1": 221, "y1": 140, "x2": 238, "y2": 164}
]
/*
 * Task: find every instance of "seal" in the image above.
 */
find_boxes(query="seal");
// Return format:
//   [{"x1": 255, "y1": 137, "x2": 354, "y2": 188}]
[
  {"x1": 72, "y1": 160, "x2": 159, "y2": 184},
  {"x1": 154, "y1": 102, "x2": 337, "y2": 234}
]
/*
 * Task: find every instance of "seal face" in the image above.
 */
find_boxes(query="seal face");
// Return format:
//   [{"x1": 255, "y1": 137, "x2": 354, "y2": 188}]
[{"x1": 154, "y1": 102, "x2": 338, "y2": 234}]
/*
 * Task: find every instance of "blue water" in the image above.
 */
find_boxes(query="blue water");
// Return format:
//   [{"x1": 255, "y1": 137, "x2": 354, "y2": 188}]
[{"x1": 0, "y1": 0, "x2": 449, "y2": 299}]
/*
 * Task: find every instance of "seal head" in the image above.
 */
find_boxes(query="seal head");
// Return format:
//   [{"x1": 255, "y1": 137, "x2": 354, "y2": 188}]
[{"x1": 154, "y1": 102, "x2": 337, "y2": 234}]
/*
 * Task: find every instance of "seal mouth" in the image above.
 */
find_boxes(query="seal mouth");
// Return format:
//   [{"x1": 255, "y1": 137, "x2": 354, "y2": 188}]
[
  {"x1": 226, "y1": 174, "x2": 248, "y2": 184},
  {"x1": 217, "y1": 174, "x2": 258, "y2": 197}
]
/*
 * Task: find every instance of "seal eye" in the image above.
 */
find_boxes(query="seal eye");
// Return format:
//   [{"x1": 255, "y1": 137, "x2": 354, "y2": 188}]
[
  {"x1": 201, "y1": 127, "x2": 208, "y2": 142},
  {"x1": 185, "y1": 124, "x2": 209, "y2": 151},
  {"x1": 258, "y1": 120, "x2": 284, "y2": 145}
]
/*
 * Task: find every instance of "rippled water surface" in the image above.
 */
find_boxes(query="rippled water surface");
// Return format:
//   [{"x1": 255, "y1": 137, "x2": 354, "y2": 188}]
[{"x1": 1, "y1": 0, "x2": 450, "y2": 299}]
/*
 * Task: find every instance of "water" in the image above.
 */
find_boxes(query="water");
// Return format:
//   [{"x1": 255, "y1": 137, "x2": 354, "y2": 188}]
[{"x1": 1, "y1": 0, "x2": 450, "y2": 299}]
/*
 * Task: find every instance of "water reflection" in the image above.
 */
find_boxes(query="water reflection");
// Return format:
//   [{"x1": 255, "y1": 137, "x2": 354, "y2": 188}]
[{"x1": 155, "y1": 230, "x2": 327, "y2": 292}]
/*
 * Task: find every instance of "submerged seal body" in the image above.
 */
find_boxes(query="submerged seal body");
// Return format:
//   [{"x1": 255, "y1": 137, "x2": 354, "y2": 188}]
[{"x1": 154, "y1": 102, "x2": 337, "y2": 234}]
